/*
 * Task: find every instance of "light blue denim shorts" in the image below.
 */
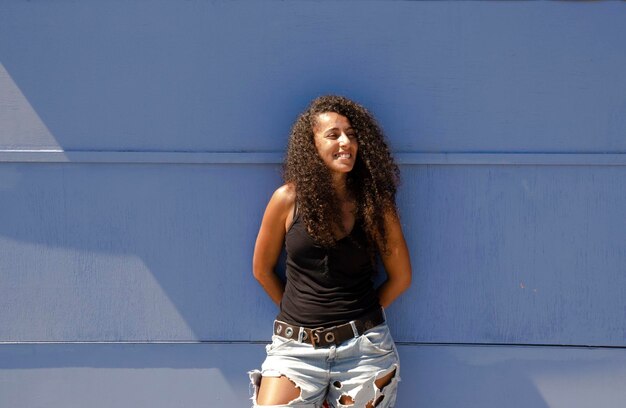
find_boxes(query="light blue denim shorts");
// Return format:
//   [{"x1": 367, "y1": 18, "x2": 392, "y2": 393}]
[{"x1": 249, "y1": 319, "x2": 400, "y2": 408}]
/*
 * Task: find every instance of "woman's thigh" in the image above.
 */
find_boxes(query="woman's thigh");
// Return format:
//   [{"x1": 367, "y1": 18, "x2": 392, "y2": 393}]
[
  {"x1": 256, "y1": 375, "x2": 305, "y2": 406},
  {"x1": 249, "y1": 336, "x2": 330, "y2": 407}
]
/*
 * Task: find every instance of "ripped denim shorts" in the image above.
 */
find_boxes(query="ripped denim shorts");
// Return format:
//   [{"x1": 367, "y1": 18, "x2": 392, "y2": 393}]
[{"x1": 248, "y1": 321, "x2": 400, "y2": 408}]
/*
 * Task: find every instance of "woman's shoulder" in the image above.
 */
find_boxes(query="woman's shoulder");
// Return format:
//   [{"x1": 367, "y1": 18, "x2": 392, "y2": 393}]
[
  {"x1": 271, "y1": 183, "x2": 296, "y2": 205},
  {"x1": 269, "y1": 183, "x2": 297, "y2": 232}
]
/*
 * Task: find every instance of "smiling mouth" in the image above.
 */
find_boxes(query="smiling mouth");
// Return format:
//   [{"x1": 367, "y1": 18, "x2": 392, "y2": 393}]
[{"x1": 333, "y1": 153, "x2": 352, "y2": 159}]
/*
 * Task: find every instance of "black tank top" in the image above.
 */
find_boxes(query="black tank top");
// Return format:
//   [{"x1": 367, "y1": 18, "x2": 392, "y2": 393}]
[{"x1": 276, "y1": 204, "x2": 380, "y2": 327}]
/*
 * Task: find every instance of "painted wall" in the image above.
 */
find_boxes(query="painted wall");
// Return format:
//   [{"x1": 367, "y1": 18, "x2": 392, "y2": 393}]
[{"x1": 1, "y1": 1, "x2": 625, "y2": 407}]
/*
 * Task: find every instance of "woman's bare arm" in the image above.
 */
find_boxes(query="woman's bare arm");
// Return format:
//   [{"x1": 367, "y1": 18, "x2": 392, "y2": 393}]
[
  {"x1": 252, "y1": 184, "x2": 295, "y2": 306},
  {"x1": 377, "y1": 210, "x2": 413, "y2": 308}
]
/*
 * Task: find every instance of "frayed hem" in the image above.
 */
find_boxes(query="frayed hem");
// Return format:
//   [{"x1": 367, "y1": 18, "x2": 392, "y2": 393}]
[
  {"x1": 248, "y1": 369, "x2": 311, "y2": 407},
  {"x1": 334, "y1": 364, "x2": 400, "y2": 408},
  {"x1": 249, "y1": 369, "x2": 263, "y2": 406}
]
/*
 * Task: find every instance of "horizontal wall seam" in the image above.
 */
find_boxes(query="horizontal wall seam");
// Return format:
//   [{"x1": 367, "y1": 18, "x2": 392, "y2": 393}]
[
  {"x1": 1, "y1": 151, "x2": 626, "y2": 165},
  {"x1": 2, "y1": 341, "x2": 625, "y2": 350}
]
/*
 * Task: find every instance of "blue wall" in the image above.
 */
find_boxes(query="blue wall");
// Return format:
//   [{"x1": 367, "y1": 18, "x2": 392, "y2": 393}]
[{"x1": 1, "y1": 1, "x2": 625, "y2": 407}]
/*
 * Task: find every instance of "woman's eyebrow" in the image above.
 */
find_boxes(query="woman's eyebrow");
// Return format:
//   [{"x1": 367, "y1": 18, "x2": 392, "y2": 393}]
[{"x1": 324, "y1": 126, "x2": 354, "y2": 135}]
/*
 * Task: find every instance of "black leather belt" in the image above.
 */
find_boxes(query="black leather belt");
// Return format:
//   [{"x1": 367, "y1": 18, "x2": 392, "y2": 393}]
[{"x1": 273, "y1": 308, "x2": 385, "y2": 348}]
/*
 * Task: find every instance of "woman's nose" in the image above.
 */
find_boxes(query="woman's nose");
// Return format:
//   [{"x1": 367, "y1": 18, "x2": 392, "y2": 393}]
[{"x1": 338, "y1": 133, "x2": 351, "y2": 146}]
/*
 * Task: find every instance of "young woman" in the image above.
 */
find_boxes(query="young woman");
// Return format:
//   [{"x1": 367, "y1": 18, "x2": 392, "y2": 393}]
[{"x1": 250, "y1": 95, "x2": 412, "y2": 408}]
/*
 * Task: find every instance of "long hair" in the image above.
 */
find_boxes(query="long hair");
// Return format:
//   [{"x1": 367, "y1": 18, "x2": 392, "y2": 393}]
[{"x1": 283, "y1": 95, "x2": 400, "y2": 259}]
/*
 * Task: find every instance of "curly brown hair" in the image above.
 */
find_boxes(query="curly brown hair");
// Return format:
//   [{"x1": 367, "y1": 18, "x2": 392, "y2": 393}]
[{"x1": 283, "y1": 95, "x2": 400, "y2": 259}]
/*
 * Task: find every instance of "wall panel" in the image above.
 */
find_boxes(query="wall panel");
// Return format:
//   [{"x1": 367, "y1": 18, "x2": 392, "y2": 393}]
[
  {"x1": 1, "y1": 1, "x2": 624, "y2": 152},
  {"x1": 1, "y1": 162, "x2": 624, "y2": 346},
  {"x1": 2, "y1": 343, "x2": 626, "y2": 408}
]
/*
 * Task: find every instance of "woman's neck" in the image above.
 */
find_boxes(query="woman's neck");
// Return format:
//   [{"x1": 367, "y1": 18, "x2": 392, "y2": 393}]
[{"x1": 331, "y1": 173, "x2": 349, "y2": 201}]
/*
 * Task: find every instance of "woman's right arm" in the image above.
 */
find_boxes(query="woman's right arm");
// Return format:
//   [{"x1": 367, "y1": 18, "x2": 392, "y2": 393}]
[{"x1": 252, "y1": 184, "x2": 295, "y2": 306}]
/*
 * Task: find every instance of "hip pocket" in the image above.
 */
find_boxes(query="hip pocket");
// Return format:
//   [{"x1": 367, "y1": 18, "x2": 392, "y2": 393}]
[
  {"x1": 359, "y1": 324, "x2": 395, "y2": 354},
  {"x1": 266, "y1": 335, "x2": 296, "y2": 354}
]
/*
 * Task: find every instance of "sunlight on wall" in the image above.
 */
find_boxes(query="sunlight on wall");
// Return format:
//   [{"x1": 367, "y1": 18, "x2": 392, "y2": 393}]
[
  {"x1": 2, "y1": 367, "x2": 240, "y2": 406},
  {"x1": 0, "y1": 63, "x2": 60, "y2": 151},
  {"x1": 532, "y1": 361, "x2": 626, "y2": 408},
  {"x1": 0, "y1": 243, "x2": 192, "y2": 340}
]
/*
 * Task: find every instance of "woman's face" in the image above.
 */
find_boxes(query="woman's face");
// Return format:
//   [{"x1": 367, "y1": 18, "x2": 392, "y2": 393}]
[{"x1": 312, "y1": 112, "x2": 358, "y2": 175}]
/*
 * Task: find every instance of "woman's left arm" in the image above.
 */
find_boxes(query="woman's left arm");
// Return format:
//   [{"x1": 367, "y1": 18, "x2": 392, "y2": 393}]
[{"x1": 377, "y1": 209, "x2": 413, "y2": 308}]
